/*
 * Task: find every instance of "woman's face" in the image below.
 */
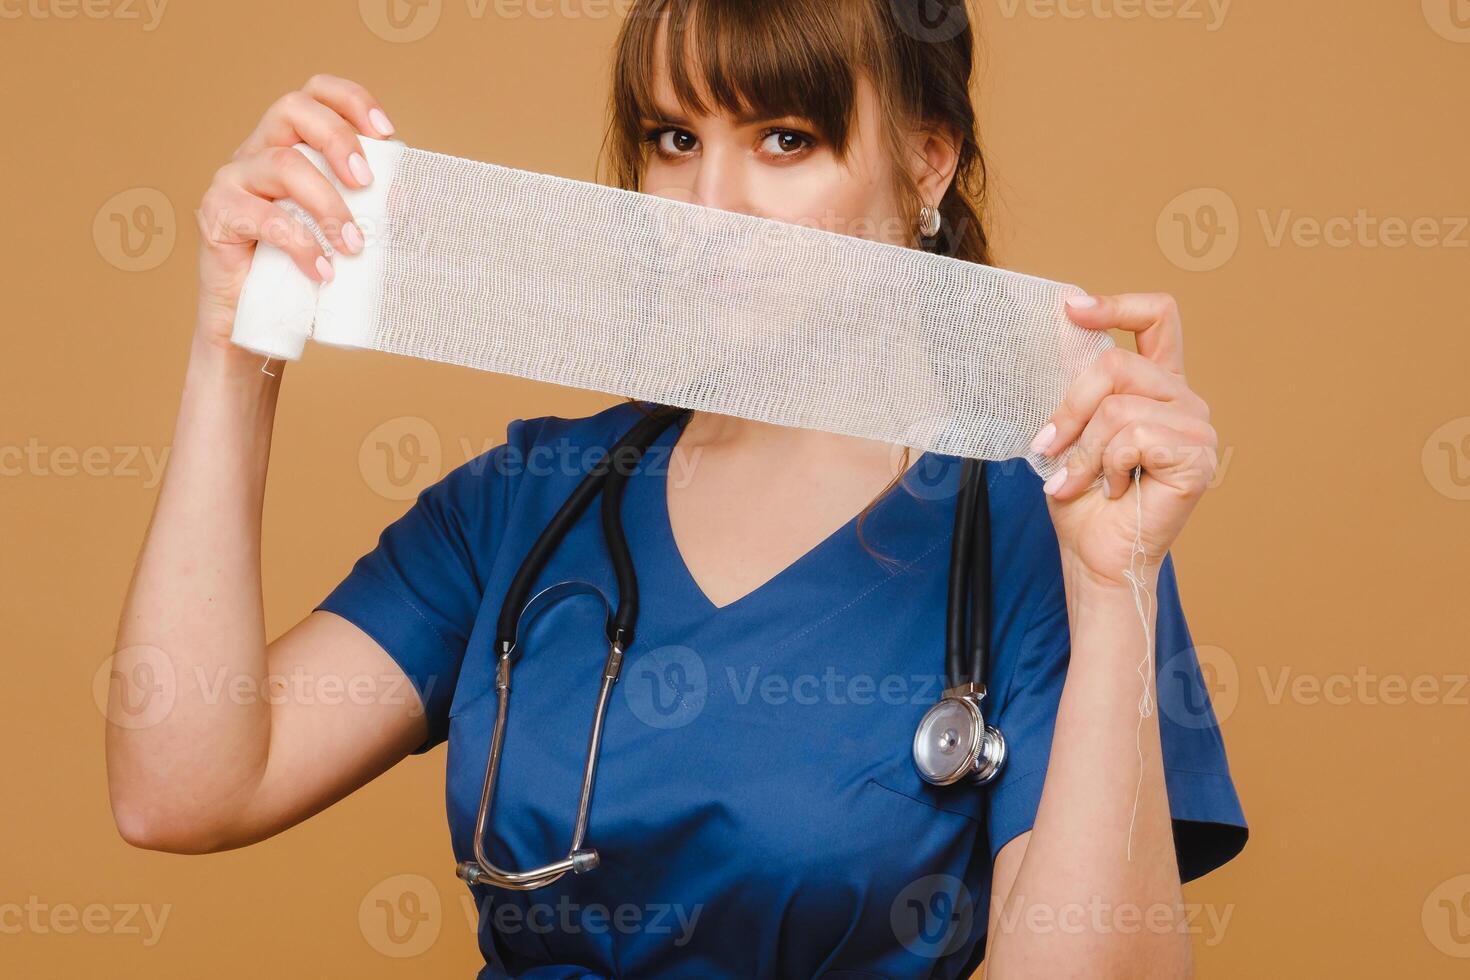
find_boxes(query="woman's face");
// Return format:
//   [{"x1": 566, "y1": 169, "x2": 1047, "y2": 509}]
[{"x1": 638, "y1": 26, "x2": 947, "y2": 249}]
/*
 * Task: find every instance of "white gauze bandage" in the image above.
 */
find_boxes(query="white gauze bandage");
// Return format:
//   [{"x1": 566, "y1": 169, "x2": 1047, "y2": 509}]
[
  {"x1": 233, "y1": 136, "x2": 1159, "y2": 860},
  {"x1": 231, "y1": 136, "x2": 1113, "y2": 479}
]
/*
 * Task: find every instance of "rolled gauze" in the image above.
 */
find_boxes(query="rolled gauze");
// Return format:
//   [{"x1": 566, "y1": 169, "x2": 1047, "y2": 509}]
[{"x1": 231, "y1": 136, "x2": 1110, "y2": 478}]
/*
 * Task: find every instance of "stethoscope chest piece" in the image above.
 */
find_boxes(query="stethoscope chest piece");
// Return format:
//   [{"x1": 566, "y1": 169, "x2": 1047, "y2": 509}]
[{"x1": 912, "y1": 682, "x2": 1006, "y2": 787}]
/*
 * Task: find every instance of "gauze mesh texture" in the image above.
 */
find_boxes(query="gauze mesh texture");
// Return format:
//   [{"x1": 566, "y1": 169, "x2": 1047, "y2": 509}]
[{"x1": 231, "y1": 137, "x2": 1112, "y2": 478}]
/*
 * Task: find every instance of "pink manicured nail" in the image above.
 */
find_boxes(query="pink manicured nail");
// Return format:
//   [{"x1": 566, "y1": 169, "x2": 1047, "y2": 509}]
[
  {"x1": 348, "y1": 152, "x2": 373, "y2": 186},
  {"x1": 315, "y1": 255, "x2": 335, "y2": 282},
  {"x1": 1042, "y1": 467, "x2": 1068, "y2": 496},
  {"x1": 1029, "y1": 422, "x2": 1056, "y2": 454},
  {"x1": 1066, "y1": 295, "x2": 1099, "y2": 310},
  {"x1": 368, "y1": 107, "x2": 394, "y2": 136},
  {"x1": 342, "y1": 221, "x2": 364, "y2": 254}
]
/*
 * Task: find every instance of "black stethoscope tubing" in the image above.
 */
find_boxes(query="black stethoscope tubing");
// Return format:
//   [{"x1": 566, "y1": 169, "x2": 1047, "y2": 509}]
[
  {"x1": 458, "y1": 405, "x2": 1003, "y2": 889},
  {"x1": 495, "y1": 406, "x2": 687, "y2": 661},
  {"x1": 498, "y1": 403, "x2": 998, "y2": 736},
  {"x1": 948, "y1": 455, "x2": 990, "y2": 691}
]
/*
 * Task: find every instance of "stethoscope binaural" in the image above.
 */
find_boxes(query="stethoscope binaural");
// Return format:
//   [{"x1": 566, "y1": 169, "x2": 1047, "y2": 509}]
[{"x1": 456, "y1": 406, "x2": 1005, "y2": 891}]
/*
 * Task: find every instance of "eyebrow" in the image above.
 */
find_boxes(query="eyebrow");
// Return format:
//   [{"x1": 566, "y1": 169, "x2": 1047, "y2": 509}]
[{"x1": 642, "y1": 104, "x2": 804, "y2": 127}]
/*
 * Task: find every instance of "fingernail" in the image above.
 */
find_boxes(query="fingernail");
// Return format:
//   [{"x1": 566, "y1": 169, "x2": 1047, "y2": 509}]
[
  {"x1": 1029, "y1": 422, "x2": 1056, "y2": 454},
  {"x1": 368, "y1": 107, "x2": 394, "y2": 136},
  {"x1": 1042, "y1": 467, "x2": 1068, "y2": 496},
  {"x1": 348, "y1": 152, "x2": 373, "y2": 186},
  {"x1": 342, "y1": 221, "x2": 364, "y2": 254},
  {"x1": 315, "y1": 255, "x2": 335, "y2": 282},
  {"x1": 1066, "y1": 295, "x2": 1098, "y2": 310}
]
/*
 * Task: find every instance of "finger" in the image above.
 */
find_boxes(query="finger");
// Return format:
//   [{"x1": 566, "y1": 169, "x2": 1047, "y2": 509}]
[
  {"x1": 1031, "y1": 347, "x2": 1194, "y2": 460},
  {"x1": 1099, "y1": 421, "x2": 1217, "y2": 500},
  {"x1": 1044, "y1": 394, "x2": 1213, "y2": 501},
  {"x1": 301, "y1": 73, "x2": 395, "y2": 139},
  {"x1": 234, "y1": 90, "x2": 317, "y2": 158},
  {"x1": 198, "y1": 184, "x2": 334, "y2": 282},
  {"x1": 1063, "y1": 291, "x2": 1186, "y2": 377},
  {"x1": 249, "y1": 91, "x2": 379, "y2": 191},
  {"x1": 232, "y1": 72, "x2": 391, "y2": 157},
  {"x1": 222, "y1": 146, "x2": 362, "y2": 258}
]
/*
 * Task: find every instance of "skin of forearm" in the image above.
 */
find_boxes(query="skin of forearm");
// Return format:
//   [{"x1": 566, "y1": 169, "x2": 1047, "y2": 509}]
[
  {"x1": 106, "y1": 330, "x2": 284, "y2": 850},
  {"x1": 985, "y1": 560, "x2": 1192, "y2": 978}
]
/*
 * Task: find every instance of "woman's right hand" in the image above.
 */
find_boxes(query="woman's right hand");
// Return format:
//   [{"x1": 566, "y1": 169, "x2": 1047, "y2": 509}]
[{"x1": 193, "y1": 74, "x2": 396, "y2": 352}]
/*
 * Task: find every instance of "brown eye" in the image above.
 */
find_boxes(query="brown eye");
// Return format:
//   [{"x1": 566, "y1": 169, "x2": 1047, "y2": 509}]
[
  {"x1": 645, "y1": 127, "x2": 697, "y2": 157},
  {"x1": 759, "y1": 129, "x2": 815, "y2": 158}
]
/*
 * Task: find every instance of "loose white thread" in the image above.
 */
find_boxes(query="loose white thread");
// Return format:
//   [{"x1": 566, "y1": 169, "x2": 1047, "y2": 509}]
[
  {"x1": 1122, "y1": 464, "x2": 1154, "y2": 861},
  {"x1": 260, "y1": 356, "x2": 277, "y2": 377}
]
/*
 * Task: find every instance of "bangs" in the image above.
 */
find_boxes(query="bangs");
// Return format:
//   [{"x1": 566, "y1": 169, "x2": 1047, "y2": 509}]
[{"x1": 614, "y1": 0, "x2": 879, "y2": 159}]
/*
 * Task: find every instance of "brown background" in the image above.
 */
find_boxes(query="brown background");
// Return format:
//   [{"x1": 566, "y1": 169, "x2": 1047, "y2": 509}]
[{"x1": 3, "y1": 0, "x2": 1467, "y2": 976}]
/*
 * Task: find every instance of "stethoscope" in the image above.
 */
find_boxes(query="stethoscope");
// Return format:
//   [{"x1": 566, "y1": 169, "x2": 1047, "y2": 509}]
[{"x1": 456, "y1": 406, "x2": 1005, "y2": 891}]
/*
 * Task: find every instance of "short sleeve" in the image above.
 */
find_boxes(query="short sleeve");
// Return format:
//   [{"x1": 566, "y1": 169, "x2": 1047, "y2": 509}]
[
  {"x1": 314, "y1": 418, "x2": 536, "y2": 755},
  {"x1": 984, "y1": 551, "x2": 1249, "y2": 883}
]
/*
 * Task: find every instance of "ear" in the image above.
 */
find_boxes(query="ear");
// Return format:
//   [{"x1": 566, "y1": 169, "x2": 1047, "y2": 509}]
[{"x1": 906, "y1": 124, "x2": 961, "y2": 208}]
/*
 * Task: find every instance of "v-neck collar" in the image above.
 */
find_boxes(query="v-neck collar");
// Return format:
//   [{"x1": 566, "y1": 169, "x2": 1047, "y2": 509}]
[{"x1": 643, "y1": 415, "x2": 937, "y2": 618}]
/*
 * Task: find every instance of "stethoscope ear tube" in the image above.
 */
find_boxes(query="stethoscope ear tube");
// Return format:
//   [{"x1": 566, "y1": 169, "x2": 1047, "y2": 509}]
[
  {"x1": 494, "y1": 407, "x2": 689, "y2": 654},
  {"x1": 457, "y1": 580, "x2": 616, "y2": 891},
  {"x1": 600, "y1": 438, "x2": 642, "y2": 651},
  {"x1": 458, "y1": 407, "x2": 691, "y2": 891}
]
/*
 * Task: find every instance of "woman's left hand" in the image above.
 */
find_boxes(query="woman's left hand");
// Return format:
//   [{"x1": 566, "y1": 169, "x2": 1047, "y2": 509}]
[{"x1": 1029, "y1": 292, "x2": 1218, "y2": 590}]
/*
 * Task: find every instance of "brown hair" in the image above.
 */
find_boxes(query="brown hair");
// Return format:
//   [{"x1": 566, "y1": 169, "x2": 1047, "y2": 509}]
[{"x1": 600, "y1": 0, "x2": 990, "y2": 567}]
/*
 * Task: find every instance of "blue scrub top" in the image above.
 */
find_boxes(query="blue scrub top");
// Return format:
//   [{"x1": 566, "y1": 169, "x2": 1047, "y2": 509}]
[{"x1": 317, "y1": 401, "x2": 1247, "y2": 979}]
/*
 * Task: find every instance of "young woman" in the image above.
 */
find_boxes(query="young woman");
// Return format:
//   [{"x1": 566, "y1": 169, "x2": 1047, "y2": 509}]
[{"x1": 107, "y1": 1, "x2": 1246, "y2": 976}]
